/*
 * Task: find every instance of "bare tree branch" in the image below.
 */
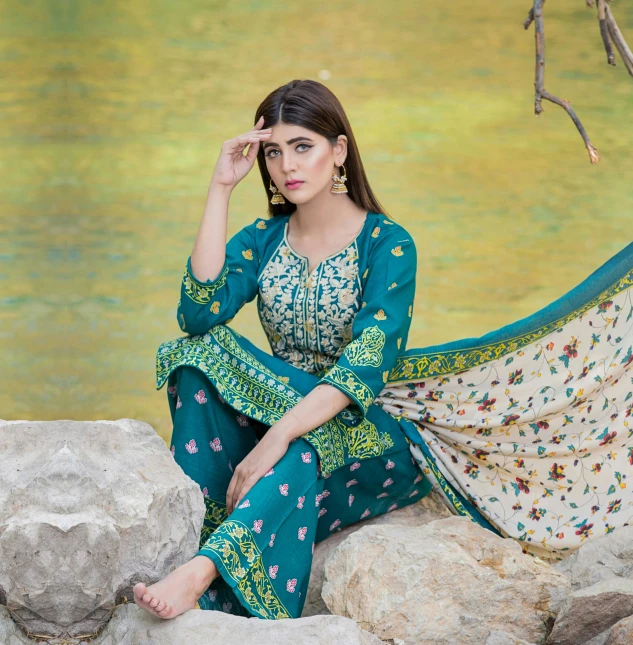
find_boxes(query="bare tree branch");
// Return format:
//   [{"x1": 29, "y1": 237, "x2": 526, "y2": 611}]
[
  {"x1": 527, "y1": 0, "x2": 600, "y2": 163},
  {"x1": 597, "y1": 0, "x2": 616, "y2": 65},
  {"x1": 605, "y1": 2, "x2": 633, "y2": 77}
]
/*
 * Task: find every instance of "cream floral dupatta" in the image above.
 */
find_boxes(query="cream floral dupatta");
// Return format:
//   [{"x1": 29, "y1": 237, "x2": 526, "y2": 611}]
[{"x1": 376, "y1": 241, "x2": 633, "y2": 563}]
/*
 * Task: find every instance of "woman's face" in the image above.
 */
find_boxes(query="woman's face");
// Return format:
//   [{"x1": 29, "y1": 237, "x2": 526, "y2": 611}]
[{"x1": 262, "y1": 122, "x2": 347, "y2": 205}]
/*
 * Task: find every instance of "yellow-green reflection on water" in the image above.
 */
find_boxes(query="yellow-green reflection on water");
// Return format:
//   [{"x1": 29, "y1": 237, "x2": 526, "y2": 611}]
[{"x1": 2, "y1": 1, "x2": 631, "y2": 442}]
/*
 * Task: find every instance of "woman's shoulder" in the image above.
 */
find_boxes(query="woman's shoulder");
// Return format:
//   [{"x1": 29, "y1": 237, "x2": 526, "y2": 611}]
[{"x1": 367, "y1": 212, "x2": 416, "y2": 247}]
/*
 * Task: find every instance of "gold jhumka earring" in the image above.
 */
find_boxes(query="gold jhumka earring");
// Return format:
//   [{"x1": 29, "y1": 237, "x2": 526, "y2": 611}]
[
  {"x1": 269, "y1": 178, "x2": 286, "y2": 204},
  {"x1": 331, "y1": 165, "x2": 348, "y2": 194}
]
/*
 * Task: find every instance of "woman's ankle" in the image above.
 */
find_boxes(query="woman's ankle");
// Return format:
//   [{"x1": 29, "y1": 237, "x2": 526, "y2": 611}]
[{"x1": 191, "y1": 555, "x2": 219, "y2": 588}]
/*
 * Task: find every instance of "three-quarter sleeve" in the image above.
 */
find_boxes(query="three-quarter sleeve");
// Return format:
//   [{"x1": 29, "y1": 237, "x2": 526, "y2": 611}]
[
  {"x1": 177, "y1": 220, "x2": 262, "y2": 335},
  {"x1": 316, "y1": 225, "x2": 417, "y2": 423}
]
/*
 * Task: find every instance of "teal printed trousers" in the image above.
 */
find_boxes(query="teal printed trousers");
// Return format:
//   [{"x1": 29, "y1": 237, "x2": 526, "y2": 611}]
[{"x1": 167, "y1": 365, "x2": 432, "y2": 619}]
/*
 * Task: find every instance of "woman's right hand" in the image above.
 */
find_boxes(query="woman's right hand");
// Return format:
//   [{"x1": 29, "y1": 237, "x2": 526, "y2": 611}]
[{"x1": 210, "y1": 116, "x2": 272, "y2": 190}]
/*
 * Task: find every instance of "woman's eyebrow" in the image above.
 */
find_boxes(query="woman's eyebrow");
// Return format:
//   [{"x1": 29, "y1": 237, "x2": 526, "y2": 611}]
[{"x1": 263, "y1": 136, "x2": 314, "y2": 150}]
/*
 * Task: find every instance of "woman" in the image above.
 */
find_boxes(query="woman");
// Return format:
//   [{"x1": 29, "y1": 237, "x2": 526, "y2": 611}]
[{"x1": 135, "y1": 79, "x2": 633, "y2": 621}]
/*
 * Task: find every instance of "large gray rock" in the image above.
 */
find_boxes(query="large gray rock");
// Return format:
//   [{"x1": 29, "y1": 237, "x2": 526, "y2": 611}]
[
  {"x1": 89, "y1": 603, "x2": 385, "y2": 645},
  {"x1": 553, "y1": 525, "x2": 633, "y2": 592},
  {"x1": 0, "y1": 419, "x2": 205, "y2": 640},
  {"x1": 322, "y1": 516, "x2": 571, "y2": 645},
  {"x1": 604, "y1": 615, "x2": 633, "y2": 645},
  {"x1": 546, "y1": 578, "x2": 633, "y2": 645},
  {"x1": 302, "y1": 490, "x2": 451, "y2": 617}
]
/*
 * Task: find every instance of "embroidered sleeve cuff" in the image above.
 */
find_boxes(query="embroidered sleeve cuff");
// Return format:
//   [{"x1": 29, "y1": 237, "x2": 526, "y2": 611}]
[
  {"x1": 318, "y1": 364, "x2": 375, "y2": 418},
  {"x1": 183, "y1": 256, "x2": 229, "y2": 304}
]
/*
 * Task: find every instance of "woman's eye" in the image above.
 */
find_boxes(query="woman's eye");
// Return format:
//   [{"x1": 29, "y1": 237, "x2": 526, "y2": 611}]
[{"x1": 265, "y1": 144, "x2": 311, "y2": 158}]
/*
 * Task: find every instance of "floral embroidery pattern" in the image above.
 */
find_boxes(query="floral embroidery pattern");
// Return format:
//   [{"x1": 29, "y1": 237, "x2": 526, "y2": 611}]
[
  {"x1": 199, "y1": 520, "x2": 291, "y2": 619},
  {"x1": 257, "y1": 227, "x2": 362, "y2": 374},
  {"x1": 345, "y1": 325, "x2": 386, "y2": 368},
  {"x1": 183, "y1": 263, "x2": 228, "y2": 304}
]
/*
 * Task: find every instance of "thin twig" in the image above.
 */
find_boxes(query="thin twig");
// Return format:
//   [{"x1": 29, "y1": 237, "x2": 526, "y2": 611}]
[
  {"x1": 527, "y1": 0, "x2": 600, "y2": 163},
  {"x1": 605, "y1": 2, "x2": 633, "y2": 77},
  {"x1": 597, "y1": 0, "x2": 616, "y2": 65}
]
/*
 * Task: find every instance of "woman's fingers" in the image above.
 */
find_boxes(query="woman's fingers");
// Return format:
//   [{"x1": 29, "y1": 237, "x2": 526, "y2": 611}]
[{"x1": 226, "y1": 473, "x2": 240, "y2": 514}]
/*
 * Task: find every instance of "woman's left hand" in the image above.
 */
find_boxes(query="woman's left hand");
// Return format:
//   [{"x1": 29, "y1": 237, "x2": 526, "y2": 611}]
[{"x1": 226, "y1": 426, "x2": 291, "y2": 515}]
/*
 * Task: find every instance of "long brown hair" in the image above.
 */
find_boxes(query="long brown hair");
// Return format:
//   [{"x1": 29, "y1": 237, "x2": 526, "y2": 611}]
[{"x1": 254, "y1": 79, "x2": 391, "y2": 219}]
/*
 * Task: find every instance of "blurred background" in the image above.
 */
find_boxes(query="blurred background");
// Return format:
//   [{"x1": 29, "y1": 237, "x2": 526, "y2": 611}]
[{"x1": 1, "y1": 1, "x2": 631, "y2": 442}]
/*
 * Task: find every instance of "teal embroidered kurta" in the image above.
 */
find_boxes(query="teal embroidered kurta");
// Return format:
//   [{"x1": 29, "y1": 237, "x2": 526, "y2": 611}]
[{"x1": 157, "y1": 211, "x2": 418, "y2": 476}]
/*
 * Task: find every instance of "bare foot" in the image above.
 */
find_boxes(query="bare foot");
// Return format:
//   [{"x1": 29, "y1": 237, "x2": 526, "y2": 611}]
[{"x1": 133, "y1": 556, "x2": 219, "y2": 619}]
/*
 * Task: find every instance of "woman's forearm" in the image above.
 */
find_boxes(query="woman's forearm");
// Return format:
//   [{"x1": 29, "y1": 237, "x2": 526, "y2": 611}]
[
  {"x1": 271, "y1": 384, "x2": 354, "y2": 443},
  {"x1": 190, "y1": 181, "x2": 234, "y2": 282}
]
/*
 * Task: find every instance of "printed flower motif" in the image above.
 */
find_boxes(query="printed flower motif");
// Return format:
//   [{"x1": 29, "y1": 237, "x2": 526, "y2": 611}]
[
  {"x1": 385, "y1": 459, "x2": 395, "y2": 470},
  {"x1": 298, "y1": 526, "x2": 307, "y2": 541},
  {"x1": 167, "y1": 384, "x2": 178, "y2": 397},
  {"x1": 563, "y1": 338, "x2": 579, "y2": 359},
  {"x1": 374, "y1": 309, "x2": 387, "y2": 321},
  {"x1": 242, "y1": 249, "x2": 253, "y2": 260},
  {"x1": 371, "y1": 226, "x2": 381, "y2": 238},
  {"x1": 329, "y1": 519, "x2": 341, "y2": 531},
  {"x1": 256, "y1": 220, "x2": 267, "y2": 229},
  {"x1": 268, "y1": 565, "x2": 278, "y2": 579},
  {"x1": 286, "y1": 579, "x2": 297, "y2": 593},
  {"x1": 346, "y1": 479, "x2": 357, "y2": 488},
  {"x1": 264, "y1": 468, "x2": 274, "y2": 477},
  {"x1": 383, "y1": 478, "x2": 393, "y2": 487},
  {"x1": 315, "y1": 493, "x2": 323, "y2": 507},
  {"x1": 397, "y1": 337, "x2": 402, "y2": 348},
  {"x1": 350, "y1": 462, "x2": 361, "y2": 471},
  {"x1": 377, "y1": 492, "x2": 389, "y2": 498},
  {"x1": 176, "y1": 396, "x2": 182, "y2": 409},
  {"x1": 218, "y1": 393, "x2": 226, "y2": 404},
  {"x1": 388, "y1": 503, "x2": 398, "y2": 512},
  {"x1": 194, "y1": 389, "x2": 208, "y2": 404},
  {"x1": 185, "y1": 439, "x2": 198, "y2": 454},
  {"x1": 359, "y1": 509, "x2": 372, "y2": 521},
  {"x1": 202, "y1": 487, "x2": 209, "y2": 497},
  {"x1": 208, "y1": 589, "x2": 217, "y2": 602},
  {"x1": 348, "y1": 494, "x2": 355, "y2": 507},
  {"x1": 318, "y1": 508, "x2": 327, "y2": 517},
  {"x1": 321, "y1": 490, "x2": 330, "y2": 498},
  {"x1": 388, "y1": 282, "x2": 398, "y2": 290},
  {"x1": 253, "y1": 519, "x2": 263, "y2": 533},
  {"x1": 408, "y1": 489, "x2": 419, "y2": 497},
  {"x1": 209, "y1": 438, "x2": 222, "y2": 452},
  {"x1": 228, "y1": 460, "x2": 233, "y2": 473},
  {"x1": 279, "y1": 483, "x2": 289, "y2": 496},
  {"x1": 297, "y1": 496, "x2": 305, "y2": 509},
  {"x1": 382, "y1": 370, "x2": 390, "y2": 383},
  {"x1": 222, "y1": 602, "x2": 232, "y2": 612},
  {"x1": 269, "y1": 533, "x2": 276, "y2": 547},
  {"x1": 210, "y1": 301, "x2": 220, "y2": 314},
  {"x1": 546, "y1": 342, "x2": 555, "y2": 351},
  {"x1": 170, "y1": 445, "x2": 175, "y2": 456},
  {"x1": 236, "y1": 414, "x2": 250, "y2": 426},
  {"x1": 301, "y1": 452, "x2": 312, "y2": 463},
  {"x1": 237, "y1": 499, "x2": 250, "y2": 509},
  {"x1": 391, "y1": 246, "x2": 404, "y2": 257}
]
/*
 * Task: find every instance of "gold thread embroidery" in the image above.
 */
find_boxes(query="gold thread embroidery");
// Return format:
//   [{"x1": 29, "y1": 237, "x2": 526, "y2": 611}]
[
  {"x1": 183, "y1": 264, "x2": 229, "y2": 304},
  {"x1": 345, "y1": 325, "x2": 385, "y2": 367},
  {"x1": 199, "y1": 520, "x2": 291, "y2": 619},
  {"x1": 321, "y1": 364, "x2": 374, "y2": 414},
  {"x1": 200, "y1": 497, "x2": 228, "y2": 547},
  {"x1": 389, "y1": 269, "x2": 633, "y2": 383}
]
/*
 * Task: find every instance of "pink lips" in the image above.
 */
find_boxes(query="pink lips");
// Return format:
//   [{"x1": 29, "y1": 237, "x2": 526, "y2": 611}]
[{"x1": 285, "y1": 181, "x2": 304, "y2": 189}]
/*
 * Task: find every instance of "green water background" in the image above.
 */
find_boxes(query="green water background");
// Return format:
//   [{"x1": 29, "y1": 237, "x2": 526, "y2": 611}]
[{"x1": 1, "y1": 1, "x2": 631, "y2": 441}]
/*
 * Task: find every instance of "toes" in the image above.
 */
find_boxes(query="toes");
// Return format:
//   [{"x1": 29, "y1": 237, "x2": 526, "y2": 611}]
[
  {"x1": 142, "y1": 593, "x2": 153, "y2": 604},
  {"x1": 158, "y1": 605, "x2": 172, "y2": 618},
  {"x1": 155, "y1": 600, "x2": 166, "y2": 612},
  {"x1": 149, "y1": 597, "x2": 160, "y2": 609},
  {"x1": 133, "y1": 583, "x2": 147, "y2": 601}
]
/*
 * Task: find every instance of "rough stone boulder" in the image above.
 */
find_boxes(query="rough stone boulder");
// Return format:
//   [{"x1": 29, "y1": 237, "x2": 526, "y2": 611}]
[
  {"x1": 547, "y1": 526, "x2": 633, "y2": 645},
  {"x1": 302, "y1": 489, "x2": 452, "y2": 617},
  {"x1": 87, "y1": 603, "x2": 385, "y2": 645},
  {"x1": 322, "y1": 516, "x2": 571, "y2": 645},
  {"x1": 0, "y1": 419, "x2": 205, "y2": 640}
]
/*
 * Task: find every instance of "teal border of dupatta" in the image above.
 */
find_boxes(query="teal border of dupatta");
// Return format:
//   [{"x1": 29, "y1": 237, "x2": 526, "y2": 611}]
[{"x1": 389, "y1": 241, "x2": 633, "y2": 383}]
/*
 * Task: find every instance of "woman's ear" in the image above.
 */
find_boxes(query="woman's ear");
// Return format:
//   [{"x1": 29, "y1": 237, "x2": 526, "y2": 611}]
[{"x1": 334, "y1": 134, "x2": 348, "y2": 166}]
